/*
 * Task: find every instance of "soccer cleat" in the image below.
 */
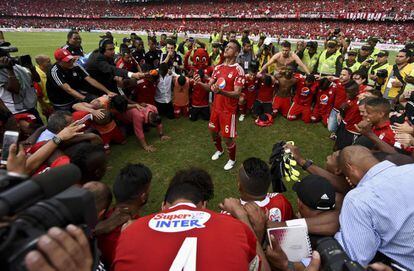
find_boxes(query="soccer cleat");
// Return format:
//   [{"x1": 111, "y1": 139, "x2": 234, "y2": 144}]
[
  {"x1": 239, "y1": 114, "x2": 245, "y2": 122},
  {"x1": 224, "y1": 159, "x2": 236, "y2": 170},
  {"x1": 211, "y1": 150, "x2": 224, "y2": 161}
]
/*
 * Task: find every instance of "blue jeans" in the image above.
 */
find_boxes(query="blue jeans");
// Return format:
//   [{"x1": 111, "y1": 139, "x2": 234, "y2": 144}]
[{"x1": 327, "y1": 109, "x2": 339, "y2": 132}]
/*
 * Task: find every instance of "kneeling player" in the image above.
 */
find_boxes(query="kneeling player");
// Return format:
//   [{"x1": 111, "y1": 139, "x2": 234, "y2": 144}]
[
  {"x1": 311, "y1": 78, "x2": 335, "y2": 126},
  {"x1": 287, "y1": 74, "x2": 318, "y2": 123},
  {"x1": 238, "y1": 157, "x2": 294, "y2": 222},
  {"x1": 272, "y1": 67, "x2": 297, "y2": 118},
  {"x1": 239, "y1": 61, "x2": 259, "y2": 121},
  {"x1": 253, "y1": 74, "x2": 276, "y2": 117}
]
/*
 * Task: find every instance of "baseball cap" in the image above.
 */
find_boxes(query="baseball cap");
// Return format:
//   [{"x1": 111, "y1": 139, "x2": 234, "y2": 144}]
[
  {"x1": 54, "y1": 48, "x2": 76, "y2": 62},
  {"x1": 0, "y1": 41, "x2": 11, "y2": 47},
  {"x1": 348, "y1": 49, "x2": 358, "y2": 56},
  {"x1": 368, "y1": 37, "x2": 379, "y2": 43},
  {"x1": 375, "y1": 50, "x2": 389, "y2": 57},
  {"x1": 360, "y1": 45, "x2": 372, "y2": 51},
  {"x1": 326, "y1": 40, "x2": 337, "y2": 48},
  {"x1": 188, "y1": 37, "x2": 195, "y2": 43},
  {"x1": 123, "y1": 37, "x2": 131, "y2": 43},
  {"x1": 293, "y1": 174, "x2": 336, "y2": 210}
]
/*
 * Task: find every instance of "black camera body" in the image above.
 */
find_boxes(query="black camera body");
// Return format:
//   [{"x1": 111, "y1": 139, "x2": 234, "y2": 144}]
[
  {"x1": 317, "y1": 237, "x2": 365, "y2": 271},
  {"x1": 0, "y1": 165, "x2": 98, "y2": 271},
  {"x1": 0, "y1": 45, "x2": 32, "y2": 68}
]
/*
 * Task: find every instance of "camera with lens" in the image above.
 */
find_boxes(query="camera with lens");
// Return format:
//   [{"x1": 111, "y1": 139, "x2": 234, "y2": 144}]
[
  {"x1": 0, "y1": 165, "x2": 98, "y2": 271},
  {"x1": 316, "y1": 237, "x2": 365, "y2": 271},
  {"x1": 366, "y1": 59, "x2": 375, "y2": 65},
  {"x1": 0, "y1": 43, "x2": 32, "y2": 69}
]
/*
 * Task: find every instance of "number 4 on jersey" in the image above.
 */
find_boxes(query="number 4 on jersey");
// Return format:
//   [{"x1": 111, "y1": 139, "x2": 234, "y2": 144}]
[{"x1": 169, "y1": 237, "x2": 197, "y2": 271}]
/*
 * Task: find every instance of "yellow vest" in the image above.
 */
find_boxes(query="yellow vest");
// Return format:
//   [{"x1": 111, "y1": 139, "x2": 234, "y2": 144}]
[
  {"x1": 210, "y1": 52, "x2": 221, "y2": 66},
  {"x1": 253, "y1": 44, "x2": 260, "y2": 56},
  {"x1": 367, "y1": 62, "x2": 389, "y2": 86},
  {"x1": 211, "y1": 33, "x2": 220, "y2": 43},
  {"x1": 382, "y1": 63, "x2": 413, "y2": 99},
  {"x1": 35, "y1": 66, "x2": 50, "y2": 104},
  {"x1": 343, "y1": 60, "x2": 361, "y2": 73},
  {"x1": 370, "y1": 47, "x2": 381, "y2": 59},
  {"x1": 404, "y1": 68, "x2": 414, "y2": 93},
  {"x1": 317, "y1": 50, "x2": 341, "y2": 75},
  {"x1": 259, "y1": 54, "x2": 276, "y2": 74},
  {"x1": 299, "y1": 49, "x2": 320, "y2": 73}
]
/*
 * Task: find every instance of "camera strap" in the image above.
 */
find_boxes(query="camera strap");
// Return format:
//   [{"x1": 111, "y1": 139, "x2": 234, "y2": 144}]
[{"x1": 392, "y1": 64, "x2": 407, "y2": 92}]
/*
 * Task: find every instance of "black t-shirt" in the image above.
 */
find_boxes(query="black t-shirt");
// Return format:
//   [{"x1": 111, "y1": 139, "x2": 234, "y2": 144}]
[
  {"x1": 145, "y1": 49, "x2": 162, "y2": 70},
  {"x1": 61, "y1": 43, "x2": 84, "y2": 57},
  {"x1": 132, "y1": 49, "x2": 146, "y2": 68},
  {"x1": 161, "y1": 52, "x2": 183, "y2": 68},
  {"x1": 46, "y1": 63, "x2": 88, "y2": 105}
]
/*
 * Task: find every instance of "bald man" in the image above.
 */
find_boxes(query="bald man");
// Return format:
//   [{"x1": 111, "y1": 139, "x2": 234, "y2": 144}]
[{"x1": 336, "y1": 145, "x2": 414, "y2": 268}]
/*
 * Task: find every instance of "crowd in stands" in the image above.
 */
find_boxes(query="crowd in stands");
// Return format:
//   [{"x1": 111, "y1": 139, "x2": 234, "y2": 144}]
[
  {"x1": 1, "y1": 19, "x2": 414, "y2": 271},
  {"x1": 1, "y1": 18, "x2": 413, "y2": 42},
  {"x1": 1, "y1": 0, "x2": 413, "y2": 18}
]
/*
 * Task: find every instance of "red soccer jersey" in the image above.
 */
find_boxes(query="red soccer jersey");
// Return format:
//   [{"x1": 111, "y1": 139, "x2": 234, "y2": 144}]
[
  {"x1": 333, "y1": 81, "x2": 347, "y2": 110},
  {"x1": 240, "y1": 193, "x2": 294, "y2": 222},
  {"x1": 212, "y1": 63, "x2": 245, "y2": 113},
  {"x1": 293, "y1": 76, "x2": 318, "y2": 106},
  {"x1": 313, "y1": 85, "x2": 336, "y2": 116},
  {"x1": 135, "y1": 78, "x2": 156, "y2": 105},
  {"x1": 343, "y1": 97, "x2": 362, "y2": 133},
  {"x1": 113, "y1": 204, "x2": 259, "y2": 271},
  {"x1": 192, "y1": 67, "x2": 213, "y2": 107},
  {"x1": 257, "y1": 79, "x2": 275, "y2": 103}
]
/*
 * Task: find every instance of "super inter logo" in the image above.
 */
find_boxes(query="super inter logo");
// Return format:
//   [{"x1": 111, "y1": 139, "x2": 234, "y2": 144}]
[{"x1": 149, "y1": 210, "x2": 211, "y2": 233}]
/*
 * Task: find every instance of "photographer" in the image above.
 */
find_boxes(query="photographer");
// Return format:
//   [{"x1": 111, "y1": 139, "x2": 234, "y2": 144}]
[
  {"x1": 381, "y1": 49, "x2": 413, "y2": 103},
  {"x1": 0, "y1": 41, "x2": 42, "y2": 126}
]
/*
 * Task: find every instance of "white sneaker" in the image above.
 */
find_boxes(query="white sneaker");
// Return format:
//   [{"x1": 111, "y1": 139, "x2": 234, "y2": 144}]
[
  {"x1": 211, "y1": 150, "x2": 223, "y2": 161},
  {"x1": 239, "y1": 114, "x2": 245, "y2": 122},
  {"x1": 224, "y1": 159, "x2": 236, "y2": 170}
]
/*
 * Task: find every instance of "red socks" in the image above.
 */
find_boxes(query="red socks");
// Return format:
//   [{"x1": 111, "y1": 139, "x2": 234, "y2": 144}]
[
  {"x1": 213, "y1": 136, "x2": 224, "y2": 152},
  {"x1": 227, "y1": 142, "x2": 236, "y2": 161}
]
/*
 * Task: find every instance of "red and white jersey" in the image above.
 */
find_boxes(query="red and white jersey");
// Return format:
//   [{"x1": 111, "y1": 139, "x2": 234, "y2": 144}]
[
  {"x1": 313, "y1": 85, "x2": 335, "y2": 117},
  {"x1": 293, "y1": 74, "x2": 318, "y2": 106},
  {"x1": 212, "y1": 63, "x2": 245, "y2": 113},
  {"x1": 116, "y1": 58, "x2": 135, "y2": 72},
  {"x1": 113, "y1": 203, "x2": 259, "y2": 271},
  {"x1": 240, "y1": 193, "x2": 294, "y2": 222}
]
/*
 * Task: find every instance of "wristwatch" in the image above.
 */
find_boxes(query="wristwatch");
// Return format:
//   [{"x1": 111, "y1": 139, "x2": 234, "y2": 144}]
[
  {"x1": 301, "y1": 159, "x2": 313, "y2": 171},
  {"x1": 52, "y1": 136, "x2": 62, "y2": 145}
]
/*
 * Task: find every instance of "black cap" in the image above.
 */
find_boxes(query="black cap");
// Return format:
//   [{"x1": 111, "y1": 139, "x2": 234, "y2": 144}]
[
  {"x1": 360, "y1": 45, "x2": 372, "y2": 51},
  {"x1": 327, "y1": 40, "x2": 337, "y2": 48},
  {"x1": 293, "y1": 175, "x2": 336, "y2": 210},
  {"x1": 375, "y1": 50, "x2": 389, "y2": 57},
  {"x1": 0, "y1": 41, "x2": 11, "y2": 47},
  {"x1": 347, "y1": 49, "x2": 358, "y2": 56},
  {"x1": 123, "y1": 37, "x2": 131, "y2": 43},
  {"x1": 100, "y1": 31, "x2": 112, "y2": 38}
]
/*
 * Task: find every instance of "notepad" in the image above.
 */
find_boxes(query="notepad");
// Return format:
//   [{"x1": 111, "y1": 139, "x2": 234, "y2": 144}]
[{"x1": 267, "y1": 225, "x2": 312, "y2": 262}]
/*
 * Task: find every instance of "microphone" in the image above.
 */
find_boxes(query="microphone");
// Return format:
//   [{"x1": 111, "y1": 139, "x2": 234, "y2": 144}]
[{"x1": 0, "y1": 164, "x2": 81, "y2": 217}]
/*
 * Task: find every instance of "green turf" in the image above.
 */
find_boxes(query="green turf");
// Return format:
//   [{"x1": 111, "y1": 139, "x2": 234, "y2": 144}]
[{"x1": 4, "y1": 31, "x2": 341, "y2": 215}]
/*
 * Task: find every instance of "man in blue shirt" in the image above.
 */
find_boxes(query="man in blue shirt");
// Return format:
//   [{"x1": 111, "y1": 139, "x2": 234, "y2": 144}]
[{"x1": 336, "y1": 145, "x2": 414, "y2": 268}]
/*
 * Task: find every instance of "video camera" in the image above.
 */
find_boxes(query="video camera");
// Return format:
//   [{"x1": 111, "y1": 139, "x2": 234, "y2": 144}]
[
  {"x1": 0, "y1": 164, "x2": 98, "y2": 271},
  {"x1": 317, "y1": 237, "x2": 365, "y2": 271},
  {"x1": 0, "y1": 42, "x2": 33, "y2": 69}
]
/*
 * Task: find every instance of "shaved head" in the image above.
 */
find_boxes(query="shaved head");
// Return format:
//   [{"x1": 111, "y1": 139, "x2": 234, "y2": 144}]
[
  {"x1": 83, "y1": 181, "x2": 112, "y2": 214},
  {"x1": 339, "y1": 146, "x2": 379, "y2": 186}
]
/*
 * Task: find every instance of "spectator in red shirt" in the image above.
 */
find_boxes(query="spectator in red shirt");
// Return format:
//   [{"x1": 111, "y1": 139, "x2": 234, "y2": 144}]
[
  {"x1": 238, "y1": 157, "x2": 294, "y2": 222},
  {"x1": 96, "y1": 163, "x2": 152, "y2": 268}
]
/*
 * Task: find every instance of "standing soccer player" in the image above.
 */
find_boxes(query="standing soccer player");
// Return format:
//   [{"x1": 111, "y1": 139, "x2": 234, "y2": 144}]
[{"x1": 195, "y1": 40, "x2": 245, "y2": 170}]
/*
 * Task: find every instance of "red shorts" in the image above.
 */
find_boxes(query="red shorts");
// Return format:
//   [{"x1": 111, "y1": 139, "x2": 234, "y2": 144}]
[
  {"x1": 100, "y1": 126, "x2": 125, "y2": 145},
  {"x1": 272, "y1": 96, "x2": 291, "y2": 117},
  {"x1": 287, "y1": 103, "x2": 312, "y2": 123},
  {"x1": 209, "y1": 110, "x2": 237, "y2": 138},
  {"x1": 241, "y1": 90, "x2": 257, "y2": 110},
  {"x1": 173, "y1": 105, "x2": 189, "y2": 118}
]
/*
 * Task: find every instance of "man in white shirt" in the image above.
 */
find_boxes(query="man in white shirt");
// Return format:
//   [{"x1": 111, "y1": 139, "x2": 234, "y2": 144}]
[{"x1": 155, "y1": 63, "x2": 174, "y2": 119}]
